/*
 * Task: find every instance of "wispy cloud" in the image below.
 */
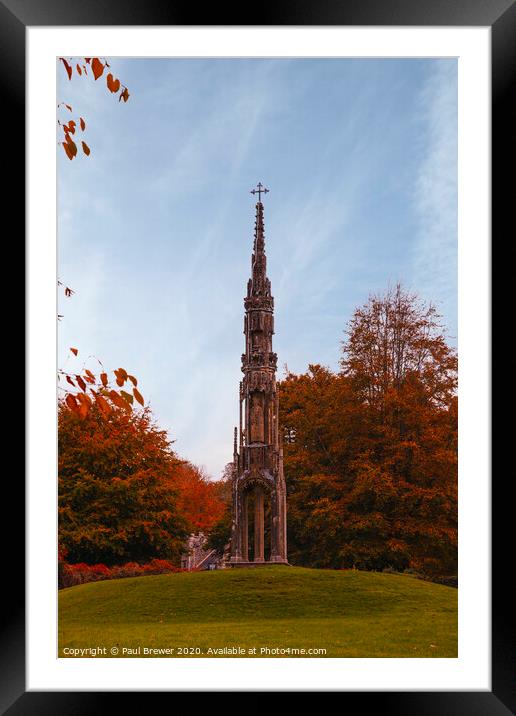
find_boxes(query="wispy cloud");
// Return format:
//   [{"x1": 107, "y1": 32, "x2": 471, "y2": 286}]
[{"x1": 411, "y1": 61, "x2": 457, "y2": 340}]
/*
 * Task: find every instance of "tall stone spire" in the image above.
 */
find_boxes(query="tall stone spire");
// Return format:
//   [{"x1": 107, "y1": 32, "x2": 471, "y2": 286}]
[
  {"x1": 250, "y1": 202, "x2": 268, "y2": 292},
  {"x1": 229, "y1": 185, "x2": 288, "y2": 566}
]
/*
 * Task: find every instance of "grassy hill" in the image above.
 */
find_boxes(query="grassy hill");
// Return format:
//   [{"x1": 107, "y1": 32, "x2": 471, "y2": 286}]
[{"x1": 59, "y1": 565, "x2": 457, "y2": 658}]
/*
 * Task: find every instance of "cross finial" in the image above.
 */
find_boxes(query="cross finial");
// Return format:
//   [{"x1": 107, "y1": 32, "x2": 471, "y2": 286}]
[{"x1": 250, "y1": 182, "x2": 269, "y2": 202}]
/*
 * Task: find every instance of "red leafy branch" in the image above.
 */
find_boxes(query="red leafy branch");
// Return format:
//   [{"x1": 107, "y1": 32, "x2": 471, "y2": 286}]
[
  {"x1": 58, "y1": 57, "x2": 130, "y2": 161},
  {"x1": 58, "y1": 348, "x2": 144, "y2": 418}
]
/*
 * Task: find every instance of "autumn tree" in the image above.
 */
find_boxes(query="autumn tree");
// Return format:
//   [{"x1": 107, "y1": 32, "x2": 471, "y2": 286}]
[
  {"x1": 58, "y1": 401, "x2": 189, "y2": 566},
  {"x1": 279, "y1": 285, "x2": 457, "y2": 579},
  {"x1": 172, "y1": 462, "x2": 226, "y2": 534},
  {"x1": 342, "y1": 283, "x2": 457, "y2": 415}
]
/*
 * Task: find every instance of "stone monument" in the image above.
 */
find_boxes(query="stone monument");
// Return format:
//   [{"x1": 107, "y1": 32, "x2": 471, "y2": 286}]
[{"x1": 229, "y1": 184, "x2": 288, "y2": 566}]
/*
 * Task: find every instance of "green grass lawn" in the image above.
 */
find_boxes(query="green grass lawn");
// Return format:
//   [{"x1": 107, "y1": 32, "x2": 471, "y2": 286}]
[{"x1": 59, "y1": 566, "x2": 457, "y2": 658}]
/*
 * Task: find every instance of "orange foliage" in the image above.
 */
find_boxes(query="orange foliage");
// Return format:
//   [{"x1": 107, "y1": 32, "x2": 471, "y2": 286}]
[
  {"x1": 280, "y1": 285, "x2": 458, "y2": 579},
  {"x1": 171, "y1": 463, "x2": 226, "y2": 534},
  {"x1": 59, "y1": 402, "x2": 189, "y2": 565},
  {"x1": 59, "y1": 396, "x2": 225, "y2": 566},
  {"x1": 58, "y1": 347, "x2": 144, "y2": 418}
]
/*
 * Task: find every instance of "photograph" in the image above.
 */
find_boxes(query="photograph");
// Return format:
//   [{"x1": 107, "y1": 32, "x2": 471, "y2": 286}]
[{"x1": 55, "y1": 56, "x2": 459, "y2": 659}]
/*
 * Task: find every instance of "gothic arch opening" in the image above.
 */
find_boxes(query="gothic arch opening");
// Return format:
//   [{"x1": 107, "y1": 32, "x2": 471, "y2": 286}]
[{"x1": 243, "y1": 483, "x2": 272, "y2": 563}]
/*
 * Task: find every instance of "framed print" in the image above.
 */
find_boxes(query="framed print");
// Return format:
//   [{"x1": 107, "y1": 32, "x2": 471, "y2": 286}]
[{"x1": 6, "y1": 0, "x2": 513, "y2": 709}]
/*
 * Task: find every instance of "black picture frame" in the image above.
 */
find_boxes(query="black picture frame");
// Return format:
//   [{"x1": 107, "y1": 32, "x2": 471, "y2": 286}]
[{"x1": 7, "y1": 0, "x2": 510, "y2": 710}]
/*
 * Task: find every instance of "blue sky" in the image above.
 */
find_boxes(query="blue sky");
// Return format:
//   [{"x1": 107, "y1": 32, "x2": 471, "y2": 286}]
[{"x1": 58, "y1": 58, "x2": 457, "y2": 479}]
